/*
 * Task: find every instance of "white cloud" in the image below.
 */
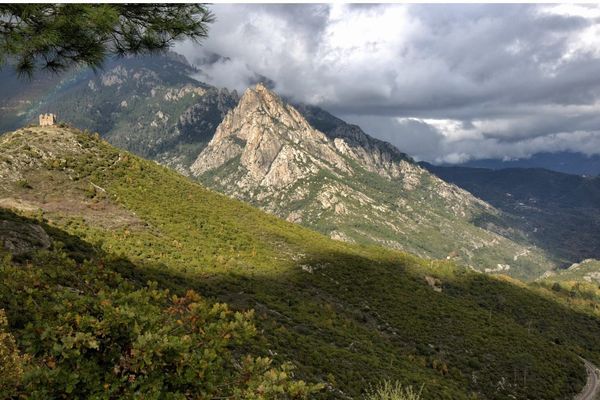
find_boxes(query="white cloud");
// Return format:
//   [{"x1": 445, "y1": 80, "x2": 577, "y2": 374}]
[{"x1": 175, "y1": 4, "x2": 600, "y2": 163}]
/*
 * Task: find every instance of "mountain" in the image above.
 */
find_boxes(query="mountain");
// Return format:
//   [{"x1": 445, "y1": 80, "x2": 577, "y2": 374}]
[
  {"x1": 2, "y1": 55, "x2": 596, "y2": 280},
  {"x1": 455, "y1": 152, "x2": 600, "y2": 177},
  {"x1": 3, "y1": 125, "x2": 600, "y2": 398},
  {"x1": 421, "y1": 164, "x2": 600, "y2": 266},
  {"x1": 190, "y1": 84, "x2": 555, "y2": 280},
  {"x1": 0, "y1": 53, "x2": 239, "y2": 175}
]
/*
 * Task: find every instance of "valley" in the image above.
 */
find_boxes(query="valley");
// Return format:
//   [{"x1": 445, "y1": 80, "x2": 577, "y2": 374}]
[{"x1": 423, "y1": 164, "x2": 600, "y2": 267}]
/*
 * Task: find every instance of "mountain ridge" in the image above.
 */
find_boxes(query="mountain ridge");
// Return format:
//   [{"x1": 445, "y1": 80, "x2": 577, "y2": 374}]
[
  {"x1": 191, "y1": 83, "x2": 555, "y2": 280},
  {"x1": 422, "y1": 162, "x2": 600, "y2": 266}
]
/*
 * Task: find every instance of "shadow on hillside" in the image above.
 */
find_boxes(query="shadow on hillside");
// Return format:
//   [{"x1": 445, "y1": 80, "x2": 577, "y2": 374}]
[{"x1": 2, "y1": 207, "x2": 599, "y2": 399}]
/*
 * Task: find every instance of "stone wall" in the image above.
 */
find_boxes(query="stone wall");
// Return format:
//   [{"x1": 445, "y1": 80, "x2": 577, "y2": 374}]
[{"x1": 39, "y1": 113, "x2": 57, "y2": 126}]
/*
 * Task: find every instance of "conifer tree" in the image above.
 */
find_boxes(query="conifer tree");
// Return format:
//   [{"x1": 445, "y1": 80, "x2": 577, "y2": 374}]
[{"x1": 0, "y1": 4, "x2": 213, "y2": 77}]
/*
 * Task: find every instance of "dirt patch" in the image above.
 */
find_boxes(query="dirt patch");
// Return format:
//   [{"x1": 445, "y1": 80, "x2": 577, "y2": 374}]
[{"x1": 0, "y1": 171, "x2": 143, "y2": 231}]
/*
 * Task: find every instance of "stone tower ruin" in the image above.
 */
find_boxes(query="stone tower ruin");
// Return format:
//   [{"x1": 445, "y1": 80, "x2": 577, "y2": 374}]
[{"x1": 39, "y1": 113, "x2": 57, "y2": 126}]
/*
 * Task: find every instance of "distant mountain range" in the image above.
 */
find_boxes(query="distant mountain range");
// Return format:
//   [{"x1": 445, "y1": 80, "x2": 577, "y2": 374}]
[
  {"x1": 453, "y1": 152, "x2": 600, "y2": 177},
  {"x1": 422, "y1": 163, "x2": 600, "y2": 266}
]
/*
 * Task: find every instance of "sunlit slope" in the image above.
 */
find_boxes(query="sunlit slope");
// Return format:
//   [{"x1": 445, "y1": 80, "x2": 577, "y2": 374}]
[
  {"x1": 192, "y1": 84, "x2": 555, "y2": 280},
  {"x1": 2, "y1": 126, "x2": 600, "y2": 399}
]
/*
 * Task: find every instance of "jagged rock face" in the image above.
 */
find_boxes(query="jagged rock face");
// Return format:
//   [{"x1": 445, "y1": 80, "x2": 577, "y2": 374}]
[
  {"x1": 192, "y1": 84, "x2": 555, "y2": 279},
  {"x1": 192, "y1": 84, "x2": 350, "y2": 186}
]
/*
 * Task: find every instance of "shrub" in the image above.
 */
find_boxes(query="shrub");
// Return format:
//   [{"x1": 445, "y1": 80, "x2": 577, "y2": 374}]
[
  {"x1": 0, "y1": 249, "x2": 322, "y2": 399},
  {"x1": 0, "y1": 309, "x2": 29, "y2": 398},
  {"x1": 364, "y1": 380, "x2": 423, "y2": 400},
  {"x1": 15, "y1": 179, "x2": 31, "y2": 189}
]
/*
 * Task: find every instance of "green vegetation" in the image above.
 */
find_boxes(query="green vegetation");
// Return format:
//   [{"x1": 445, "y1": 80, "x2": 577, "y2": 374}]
[
  {"x1": 0, "y1": 309, "x2": 28, "y2": 398},
  {"x1": 364, "y1": 381, "x2": 422, "y2": 400},
  {"x1": 536, "y1": 260, "x2": 600, "y2": 319},
  {"x1": 2, "y1": 126, "x2": 600, "y2": 398},
  {"x1": 0, "y1": 4, "x2": 213, "y2": 76},
  {"x1": 0, "y1": 242, "x2": 319, "y2": 398}
]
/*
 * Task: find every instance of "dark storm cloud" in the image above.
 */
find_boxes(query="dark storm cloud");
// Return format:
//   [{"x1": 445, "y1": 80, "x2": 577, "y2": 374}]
[{"x1": 175, "y1": 4, "x2": 600, "y2": 163}]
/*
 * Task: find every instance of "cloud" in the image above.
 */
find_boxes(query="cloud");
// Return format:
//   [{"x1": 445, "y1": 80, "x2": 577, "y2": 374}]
[{"x1": 175, "y1": 4, "x2": 600, "y2": 163}]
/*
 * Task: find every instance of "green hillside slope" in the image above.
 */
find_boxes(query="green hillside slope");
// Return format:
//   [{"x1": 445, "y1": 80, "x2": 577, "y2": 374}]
[
  {"x1": 538, "y1": 259, "x2": 600, "y2": 312},
  {"x1": 192, "y1": 84, "x2": 555, "y2": 280},
  {"x1": 2, "y1": 126, "x2": 600, "y2": 399}
]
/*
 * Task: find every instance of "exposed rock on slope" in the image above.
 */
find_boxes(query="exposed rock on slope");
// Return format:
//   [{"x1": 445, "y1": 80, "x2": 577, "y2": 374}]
[
  {"x1": 0, "y1": 219, "x2": 51, "y2": 255},
  {"x1": 192, "y1": 84, "x2": 554, "y2": 279}
]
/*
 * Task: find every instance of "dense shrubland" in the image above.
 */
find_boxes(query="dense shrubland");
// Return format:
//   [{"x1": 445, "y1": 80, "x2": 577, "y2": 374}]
[
  {"x1": 2, "y1": 127, "x2": 600, "y2": 399},
  {"x1": 0, "y1": 241, "x2": 321, "y2": 399}
]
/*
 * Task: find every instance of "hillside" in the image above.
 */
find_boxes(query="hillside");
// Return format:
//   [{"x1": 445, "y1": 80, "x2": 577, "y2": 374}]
[
  {"x1": 3, "y1": 126, "x2": 600, "y2": 398},
  {"x1": 190, "y1": 84, "x2": 555, "y2": 280},
  {"x1": 542, "y1": 259, "x2": 600, "y2": 286},
  {"x1": 422, "y1": 164, "x2": 600, "y2": 266},
  {"x1": 0, "y1": 53, "x2": 239, "y2": 175}
]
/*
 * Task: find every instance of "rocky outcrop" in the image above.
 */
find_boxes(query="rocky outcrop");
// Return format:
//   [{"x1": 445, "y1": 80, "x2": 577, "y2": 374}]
[
  {"x1": 191, "y1": 84, "x2": 350, "y2": 186},
  {"x1": 0, "y1": 219, "x2": 51, "y2": 256},
  {"x1": 190, "y1": 84, "x2": 554, "y2": 278}
]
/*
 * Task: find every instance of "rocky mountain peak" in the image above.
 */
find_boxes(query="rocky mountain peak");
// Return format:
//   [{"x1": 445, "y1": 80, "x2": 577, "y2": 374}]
[
  {"x1": 190, "y1": 84, "x2": 350, "y2": 184},
  {"x1": 189, "y1": 84, "x2": 554, "y2": 278},
  {"x1": 232, "y1": 83, "x2": 314, "y2": 134}
]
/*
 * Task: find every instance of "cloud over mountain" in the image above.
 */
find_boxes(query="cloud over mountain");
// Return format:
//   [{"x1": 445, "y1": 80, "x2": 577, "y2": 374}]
[{"x1": 176, "y1": 4, "x2": 600, "y2": 163}]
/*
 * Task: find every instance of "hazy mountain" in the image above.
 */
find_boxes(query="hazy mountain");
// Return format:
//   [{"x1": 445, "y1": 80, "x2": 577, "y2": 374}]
[
  {"x1": 455, "y1": 152, "x2": 600, "y2": 177},
  {"x1": 0, "y1": 53, "x2": 239, "y2": 175}
]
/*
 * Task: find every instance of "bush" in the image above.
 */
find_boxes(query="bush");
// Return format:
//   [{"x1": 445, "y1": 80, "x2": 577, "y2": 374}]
[
  {"x1": 364, "y1": 380, "x2": 423, "y2": 400},
  {"x1": 0, "y1": 309, "x2": 29, "y2": 398},
  {"x1": 15, "y1": 179, "x2": 32, "y2": 189},
  {"x1": 0, "y1": 249, "x2": 322, "y2": 399}
]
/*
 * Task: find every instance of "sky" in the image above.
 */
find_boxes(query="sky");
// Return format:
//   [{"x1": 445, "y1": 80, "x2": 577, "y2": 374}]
[{"x1": 176, "y1": 4, "x2": 600, "y2": 164}]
